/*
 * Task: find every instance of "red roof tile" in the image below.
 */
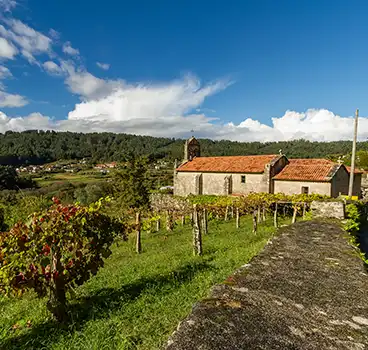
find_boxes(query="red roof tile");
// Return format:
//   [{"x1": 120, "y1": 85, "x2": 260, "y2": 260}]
[
  {"x1": 345, "y1": 166, "x2": 363, "y2": 174},
  {"x1": 177, "y1": 155, "x2": 278, "y2": 173},
  {"x1": 273, "y1": 159, "x2": 338, "y2": 182}
]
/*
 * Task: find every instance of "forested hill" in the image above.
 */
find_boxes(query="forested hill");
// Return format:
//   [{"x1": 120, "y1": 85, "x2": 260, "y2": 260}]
[{"x1": 0, "y1": 130, "x2": 365, "y2": 165}]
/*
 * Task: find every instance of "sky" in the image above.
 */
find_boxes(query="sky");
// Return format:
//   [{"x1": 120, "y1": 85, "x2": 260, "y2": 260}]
[{"x1": 1, "y1": 0, "x2": 368, "y2": 141}]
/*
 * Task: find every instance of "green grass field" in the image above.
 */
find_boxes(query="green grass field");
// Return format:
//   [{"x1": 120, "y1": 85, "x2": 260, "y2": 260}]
[
  {"x1": 0, "y1": 217, "x2": 283, "y2": 350},
  {"x1": 34, "y1": 173, "x2": 108, "y2": 187}
]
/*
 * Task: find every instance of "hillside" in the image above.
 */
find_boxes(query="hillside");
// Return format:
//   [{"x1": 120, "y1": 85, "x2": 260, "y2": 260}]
[{"x1": 0, "y1": 130, "x2": 364, "y2": 165}]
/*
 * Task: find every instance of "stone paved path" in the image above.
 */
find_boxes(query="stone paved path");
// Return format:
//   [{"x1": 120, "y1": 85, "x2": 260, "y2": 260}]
[{"x1": 166, "y1": 220, "x2": 368, "y2": 350}]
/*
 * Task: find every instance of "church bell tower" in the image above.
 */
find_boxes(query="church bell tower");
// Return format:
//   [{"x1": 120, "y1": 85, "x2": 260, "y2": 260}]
[{"x1": 183, "y1": 136, "x2": 200, "y2": 162}]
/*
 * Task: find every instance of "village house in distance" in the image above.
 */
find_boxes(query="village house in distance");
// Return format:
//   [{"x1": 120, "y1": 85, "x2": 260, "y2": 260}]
[{"x1": 173, "y1": 137, "x2": 362, "y2": 197}]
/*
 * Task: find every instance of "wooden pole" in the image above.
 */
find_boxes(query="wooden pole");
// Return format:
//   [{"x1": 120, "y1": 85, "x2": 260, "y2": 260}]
[
  {"x1": 156, "y1": 217, "x2": 160, "y2": 232},
  {"x1": 302, "y1": 203, "x2": 306, "y2": 220},
  {"x1": 202, "y1": 208, "x2": 208, "y2": 234},
  {"x1": 181, "y1": 215, "x2": 185, "y2": 226},
  {"x1": 253, "y1": 210, "x2": 258, "y2": 233},
  {"x1": 166, "y1": 211, "x2": 173, "y2": 231},
  {"x1": 262, "y1": 206, "x2": 266, "y2": 222},
  {"x1": 192, "y1": 205, "x2": 203, "y2": 256},
  {"x1": 348, "y1": 108, "x2": 359, "y2": 198},
  {"x1": 225, "y1": 206, "x2": 229, "y2": 221},
  {"x1": 236, "y1": 207, "x2": 240, "y2": 229},
  {"x1": 257, "y1": 206, "x2": 261, "y2": 223},
  {"x1": 274, "y1": 202, "x2": 278, "y2": 228},
  {"x1": 292, "y1": 206, "x2": 297, "y2": 224},
  {"x1": 230, "y1": 206, "x2": 234, "y2": 219},
  {"x1": 136, "y1": 212, "x2": 142, "y2": 254}
]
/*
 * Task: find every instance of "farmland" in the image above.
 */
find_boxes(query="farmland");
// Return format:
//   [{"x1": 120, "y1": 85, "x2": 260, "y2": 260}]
[{"x1": 0, "y1": 216, "x2": 284, "y2": 350}]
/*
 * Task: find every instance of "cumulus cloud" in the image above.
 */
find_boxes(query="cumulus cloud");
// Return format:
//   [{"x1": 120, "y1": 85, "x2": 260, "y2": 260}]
[
  {"x1": 60, "y1": 60, "x2": 120, "y2": 99},
  {"x1": 0, "y1": 107, "x2": 367, "y2": 142},
  {"x1": 0, "y1": 90, "x2": 27, "y2": 107},
  {"x1": 0, "y1": 20, "x2": 52, "y2": 64},
  {"x1": 0, "y1": 111, "x2": 53, "y2": 132},
  {"x1": 0, "y1": 65, "x2": 12, "y2": 79},
  {"x1": 67, "y1": 75, "x2": 230, "y2": 123},
  {"x1": 43, "y1": 60, "x2": 63, "y2": 75},
  {"x1": 62, "y1": 41, "x2": 79, "y2": 56},
  {"x1": 0, "y1": 0, "x2": 16, "y2": 12},
  {"x1": 0, "y1": 37, "x2": 17, "y2": 59},
  {"x1": 96, "y1": 62, "x2": 110, "y2": 70},
  {"x1": 48, "y1": 28, "x2": 60, "y2": 40}
]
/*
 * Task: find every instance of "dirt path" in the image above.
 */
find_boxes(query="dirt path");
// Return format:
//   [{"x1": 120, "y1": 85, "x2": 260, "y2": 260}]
[{"x1": 166, "y1": 220, "x2": 368, "y2": 350}]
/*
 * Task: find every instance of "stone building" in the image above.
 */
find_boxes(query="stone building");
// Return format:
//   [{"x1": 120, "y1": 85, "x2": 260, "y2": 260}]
[
  {"x1": 174, "y1": 137, "x2": 361, "y2": 197},
  {"x1": 273, "y1": 159, "x2": 361, "y2": 197}
]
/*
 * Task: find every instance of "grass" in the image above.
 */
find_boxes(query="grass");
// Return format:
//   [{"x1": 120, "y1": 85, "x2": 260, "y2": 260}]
[
  {"x1": 0, "y1": 216, "x2": 286, "y2": 350},
  {"x1": 34, "y1": 173, "x2": 108, "y2": 187}
]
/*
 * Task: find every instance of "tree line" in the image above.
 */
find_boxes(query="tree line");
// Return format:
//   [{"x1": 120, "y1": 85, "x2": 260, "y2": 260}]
[{"x1": 0, "y1": 130, "x2": 367, "y2": 165}]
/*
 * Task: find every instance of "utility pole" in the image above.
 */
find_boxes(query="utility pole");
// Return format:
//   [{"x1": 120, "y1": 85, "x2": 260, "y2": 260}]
[{"x1": 348, "y1": 109, "x2": 359, "y2": 198}]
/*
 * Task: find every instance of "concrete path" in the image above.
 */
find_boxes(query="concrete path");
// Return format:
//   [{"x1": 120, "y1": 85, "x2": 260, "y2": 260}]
[{"x1": 166, "y1": 220, "x2": 368, "y2": 350}]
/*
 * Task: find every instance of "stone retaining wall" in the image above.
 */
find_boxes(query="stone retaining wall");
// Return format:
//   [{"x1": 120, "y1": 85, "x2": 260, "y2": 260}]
[{"x1": 310, "y1": 200, "x2": 345, "y2": 219}]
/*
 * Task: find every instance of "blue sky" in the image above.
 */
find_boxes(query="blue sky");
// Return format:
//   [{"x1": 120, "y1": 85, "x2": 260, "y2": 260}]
[{"x1": 1, "y1": 0, "x2": 368, "y2": 141}]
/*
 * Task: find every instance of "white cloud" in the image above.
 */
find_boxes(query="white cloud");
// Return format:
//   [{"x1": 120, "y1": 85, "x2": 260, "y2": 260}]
[
  {"x1": 0, "y1": 20, "x2": 52, "y2": 64},
  {"x1": 0, "y1": 106, "x2": 367, "y2": 142},
  {"x1": 60, "y1": 60, "x2": 120, "y2": 99},
  {"x1": 0, "y1": 111, "x2": 52, "y2": 132},
  {"x1": 67, "y1": 75, "x2": 229, "y2": 123},
  {"x1": 212, "y1": 109, "x2": 368, "y2": 142},
  {"x1": 62, "y1": 41, "x2": 79, "y2": 56},
  {"x1": 48, "y1": 28, "x2": 60, "y2": 40},
  {"x1": 0, "y1": 0, "x2": 16, "y2": 12},
  {"x1": 0, "y1": 37, "x2": 17, "y2": 59},
  {"x1": 96, "y1": 62, "x2": 110, "y2": 70},
  {"x1": 7, "y1": 20, "x2": 52, "y2": 53},
  {"x1": 43, "y1": 60, "x2": 63, "y2": 75},
  {"x1": 0, "y1": 90, "x2": 27, "y2": 107},
  {"x1": 0, "y1": 65, "x2": 12, "y2": 79}
]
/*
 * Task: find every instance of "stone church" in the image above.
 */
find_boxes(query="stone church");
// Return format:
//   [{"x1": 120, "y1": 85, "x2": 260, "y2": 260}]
[{"x1": 173, "y1": 137, "x2": 361, "y2": 198}]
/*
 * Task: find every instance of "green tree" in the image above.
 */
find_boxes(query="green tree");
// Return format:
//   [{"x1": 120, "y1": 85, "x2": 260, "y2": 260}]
[
  {"x1": 114, "y1": 157, "x2": 151, "y2": 209},
  {"x1": 0, "y1": 197, "x2": 126, "y2": 322}
]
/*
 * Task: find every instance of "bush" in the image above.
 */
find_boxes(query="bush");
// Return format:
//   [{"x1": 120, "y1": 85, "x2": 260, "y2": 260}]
[
  {"x1": 343, "y1": 203, "x2": 364, "y2": 234},
  {"x1": 0, "y1": 197, "x2": 126, "y2": 322}
]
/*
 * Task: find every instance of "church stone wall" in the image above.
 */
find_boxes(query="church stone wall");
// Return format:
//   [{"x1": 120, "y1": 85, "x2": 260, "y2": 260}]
[
  {"x1": 174, "y1": 171, "x2": 269, "y2": 196},
  {"x1": 273, "y1": 180, "x2": 331, "y2": 196}
]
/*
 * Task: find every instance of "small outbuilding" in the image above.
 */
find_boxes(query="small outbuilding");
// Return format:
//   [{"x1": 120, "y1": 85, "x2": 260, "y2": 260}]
[{"x1": 273, "y1": 159, "x2": 361, "y2": 197}]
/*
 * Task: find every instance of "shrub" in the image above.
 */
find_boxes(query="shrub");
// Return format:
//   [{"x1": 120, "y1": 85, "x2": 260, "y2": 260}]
[
  {"x1": 0, "y1": 197, "x2": 126, "y2": 322},
  {"x1": 343, "y1": 203, "x2": 363, "y2": 234}
]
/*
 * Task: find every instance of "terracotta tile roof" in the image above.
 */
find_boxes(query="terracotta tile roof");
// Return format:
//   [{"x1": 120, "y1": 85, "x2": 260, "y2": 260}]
[
  {"x1": 177, "y1": 155, "x2": 279, "y2": 173},
  {"x1": 273, "y1": 159, "x2": 339, "y2": 182},
  {"x1": 345, "y1": 166, "x2": 363, "y2": 174}
]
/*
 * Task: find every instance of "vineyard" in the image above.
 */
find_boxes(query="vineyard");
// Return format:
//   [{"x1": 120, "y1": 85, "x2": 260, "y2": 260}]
[{"x1": 0, "y1": 192, "x2": 330, "y2": 349}]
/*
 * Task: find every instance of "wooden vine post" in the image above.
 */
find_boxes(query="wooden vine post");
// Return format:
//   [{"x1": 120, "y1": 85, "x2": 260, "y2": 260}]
[
  {"x1": 253, "y1": 210, "x2": 258, "y2": 233},
  {"x1": 202, "y1": 208, "x2": 208, "y2": 235},
  {"x1": 156, "y1": 217, "x2": 160, "y2": 232},
  {"x1": 181, "y1": 215, "x2": 185, "y2": 226},
  {"x1": 236, "y1": 207, "x2": 240, "y2": 229},
  {"x1": 262, "y1": 206, "x2": 266, "y2": 222},
  {"x1": 292, "y1": 205, "x2": 297, "y2": 224},
  {"x1": 136, "y1": 212, "x2": 142, "y2": 254},
  {"x1": 257, "y1": 206, "x2": 261, "y2": 223},
  {"x1": 274, "y1": 202, "x2": 278, "y2": 228},
  {"x1": 166, "y1": 211, "x2": 173, "y2": 231},
  {"x1": 192, "y1": 204, "x2": 203, "y2": 256},
  {"x1": 302, "y1": 203, "x2": 307, "y2": 220},
  {"x1": 225, "y1": 206, "x2": 229, "y2": 221}
]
